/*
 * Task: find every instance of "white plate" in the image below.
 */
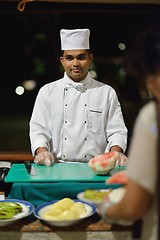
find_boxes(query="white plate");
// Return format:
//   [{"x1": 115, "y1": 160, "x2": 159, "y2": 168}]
[
  {"x1": 34, "y1": 199, "x2": 97, "y2": 227},
  {"x1": 0, "y1": 199, "x2": 34, "y2": 227},
  {"x1": 77, "y1": 189, "x2": 111, "y2": 207}
]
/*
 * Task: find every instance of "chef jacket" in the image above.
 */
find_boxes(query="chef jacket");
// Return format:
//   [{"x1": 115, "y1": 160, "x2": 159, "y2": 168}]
[{"x1": 29, "y1": 72, "x2": 127, "y2": 162}]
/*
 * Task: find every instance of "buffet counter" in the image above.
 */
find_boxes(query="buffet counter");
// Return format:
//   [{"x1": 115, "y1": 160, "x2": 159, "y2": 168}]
[
  {"x1": 1, "y1": 162, "x2": 136, "y2": 240},
  {"x1": 6, "y1": 163, "x2": 124, "y2": 207}
]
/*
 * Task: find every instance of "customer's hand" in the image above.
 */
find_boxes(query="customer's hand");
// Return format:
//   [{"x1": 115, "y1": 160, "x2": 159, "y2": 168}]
[
  {"x1": 106, "y1": 170, "x2": 129, "y2": 185},
  {"x1": 34, "y1": 151, "x2": 55, "y2": 167}
]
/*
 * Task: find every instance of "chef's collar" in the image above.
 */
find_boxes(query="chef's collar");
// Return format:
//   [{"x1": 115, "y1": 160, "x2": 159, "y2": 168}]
[{"x1": 64, "y1": 72, "x2": 89, "y2": 92}]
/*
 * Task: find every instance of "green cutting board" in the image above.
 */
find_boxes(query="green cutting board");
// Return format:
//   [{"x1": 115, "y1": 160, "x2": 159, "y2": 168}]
[{"x1": 5, "y1": 163, "x2": 124, "y2": 183}]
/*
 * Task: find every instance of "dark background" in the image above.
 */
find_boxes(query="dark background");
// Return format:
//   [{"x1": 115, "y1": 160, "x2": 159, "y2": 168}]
[{"x1": 1, "y1": 1, "x2": 160, "y2": 153}]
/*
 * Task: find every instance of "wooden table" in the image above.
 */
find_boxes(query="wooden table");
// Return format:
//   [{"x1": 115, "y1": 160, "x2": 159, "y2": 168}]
[
  {"x1": 0, "y1": 213, "x2": 134, "y2": 240},
  {"x1": 0, "y1": 151, "x2": 33, "y2": 198},
  {"x1": 0, "y1": 151, "x2": 33, "y2": 162}
]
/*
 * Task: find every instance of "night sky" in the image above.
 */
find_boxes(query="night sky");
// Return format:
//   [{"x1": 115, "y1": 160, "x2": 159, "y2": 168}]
[
  {"x1": 1, "y1": 2, "x2": 160, "y2": 95},
  {"x1": 0, "y1": 2, "x2": 160, "y2": 151}
]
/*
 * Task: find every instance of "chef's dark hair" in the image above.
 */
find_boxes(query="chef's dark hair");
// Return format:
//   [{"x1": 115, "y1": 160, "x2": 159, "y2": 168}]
[
  {"x1": 124, "y1": 22, "x2": 160, "y2": 80},
  {"x1": 61, "y1": 49, "x2": 91, "y2": 56}
]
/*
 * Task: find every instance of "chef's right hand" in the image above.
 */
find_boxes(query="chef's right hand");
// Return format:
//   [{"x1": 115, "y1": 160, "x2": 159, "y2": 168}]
[
  {"x1": 116, "y1": 152, "x2": 128, "y2": 167},
  {"x1": 34, "y1": 151, "x2": 55, "y2": 167}
]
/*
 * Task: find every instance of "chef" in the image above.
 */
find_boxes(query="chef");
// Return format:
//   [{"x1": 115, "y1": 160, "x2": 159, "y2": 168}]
[{"x1": 29, "y1": 28, "x2": 128, "y2": 166}]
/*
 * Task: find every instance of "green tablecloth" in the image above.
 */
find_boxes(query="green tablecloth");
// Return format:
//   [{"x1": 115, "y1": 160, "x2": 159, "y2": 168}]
[
  {"x1": 8, "y1": 182, "x2": 121, "y2": 207},
  {"x1": 7, "y1": 163, "x2": 125, "y2": 207}
]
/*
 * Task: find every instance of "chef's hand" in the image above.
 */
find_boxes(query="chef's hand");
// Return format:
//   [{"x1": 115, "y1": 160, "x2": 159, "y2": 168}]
[
  {"x1": 116, "y1": 152, "x2": 128, "y2": 167},
  {"x1": 34, "y1": 151, "x2": 55, "y2": 167}
]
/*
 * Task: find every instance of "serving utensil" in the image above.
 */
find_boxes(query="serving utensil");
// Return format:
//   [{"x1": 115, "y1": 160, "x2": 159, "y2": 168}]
[{"x1": 25, "y1": 161, "x2": 36, "y2": 176}]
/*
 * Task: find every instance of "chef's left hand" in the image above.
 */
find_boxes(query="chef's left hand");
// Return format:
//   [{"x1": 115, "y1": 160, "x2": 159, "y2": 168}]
[{"x1": 34, "y1": 151, "x2": 55, "y2": 167}]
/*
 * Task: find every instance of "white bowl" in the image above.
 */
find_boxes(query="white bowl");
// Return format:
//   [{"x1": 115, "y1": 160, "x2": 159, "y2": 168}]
[
  {"x1": 77, "y1": 189, "x2": 111, "y2": 207},
  {"x1": 0, "y1": 199, "x2": 34, "y2": 227},
  {"x1": 34, "y1": 199, "x2": 97, "y2": 227}
]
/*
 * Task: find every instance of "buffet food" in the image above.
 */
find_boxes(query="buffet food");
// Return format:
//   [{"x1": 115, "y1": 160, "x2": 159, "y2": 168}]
[
  {"x1": 40, "y1": 198, "x2": 87, "y2": 220},
  {"x1": 34, "y1": 198, "x2": 96, "y2": 227},
  {"x1": 77, "y1": 189, "x2": 112, "y2": 207},
  {"x1": 83, "y1": 189, "x2": 112, "y2": 201},
  {"x1": 88, "y1": 151, "x2": 119, "y2": 175},
  {"x1": 0, "y1": 202, "x2": 23, "y2": 219}
]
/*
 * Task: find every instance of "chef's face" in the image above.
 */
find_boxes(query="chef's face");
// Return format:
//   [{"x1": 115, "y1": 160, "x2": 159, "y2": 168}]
[
  {"x1": 60, "y1": 49, "x2": 93, "y2": 82},
  {"x1": 146, "y1": 72, "x2": 160, "y2": 101}
]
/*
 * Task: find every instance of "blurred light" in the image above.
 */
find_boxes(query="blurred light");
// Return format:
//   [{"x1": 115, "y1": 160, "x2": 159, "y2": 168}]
[
  {"x1": 15, "y1": 86, "x2": 25, "y2": 95},
  {"x1": 33, "y1": 58, "x2": 46, "y2": 76},
  {"x1": 22, "y1": 80, "x2": 37, "y2": 91},
  {"x1": 34, "y1": 33, "x2": 47, "y2": 41},
  {"x1": 119, "y1": 68, "x2": 126, "y2": 77},
  {"x1": 89, "y1": 70, "x2": 97, "y2": 79},
  {"x1": 118, "y1": 42, "x2": 126, "y2": 51}
]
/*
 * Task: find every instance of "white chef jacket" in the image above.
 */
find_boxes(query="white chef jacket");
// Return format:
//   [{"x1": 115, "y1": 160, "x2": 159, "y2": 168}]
[{"x1": 29, "y1": 72, "x2": 127, "y2": 162}]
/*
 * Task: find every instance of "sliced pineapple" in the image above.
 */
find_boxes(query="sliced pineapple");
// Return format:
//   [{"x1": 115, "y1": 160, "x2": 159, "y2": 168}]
[{"x1": 41, "y1": 198, "x2": 87, "y2": 220}]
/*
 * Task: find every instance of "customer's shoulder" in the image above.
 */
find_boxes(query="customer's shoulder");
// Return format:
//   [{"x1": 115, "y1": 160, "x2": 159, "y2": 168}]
[
  {"x1": 137, "y1": 101, "x2": 156, "y2": 126},
  {"x1": 140, "y1": 101, "x2": 156, "y2": 115}
]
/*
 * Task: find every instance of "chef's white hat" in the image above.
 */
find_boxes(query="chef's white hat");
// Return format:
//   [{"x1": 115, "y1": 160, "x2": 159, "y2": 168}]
[{"x1": 60, "y1": 29, "x2": 90, "y2": 50}]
